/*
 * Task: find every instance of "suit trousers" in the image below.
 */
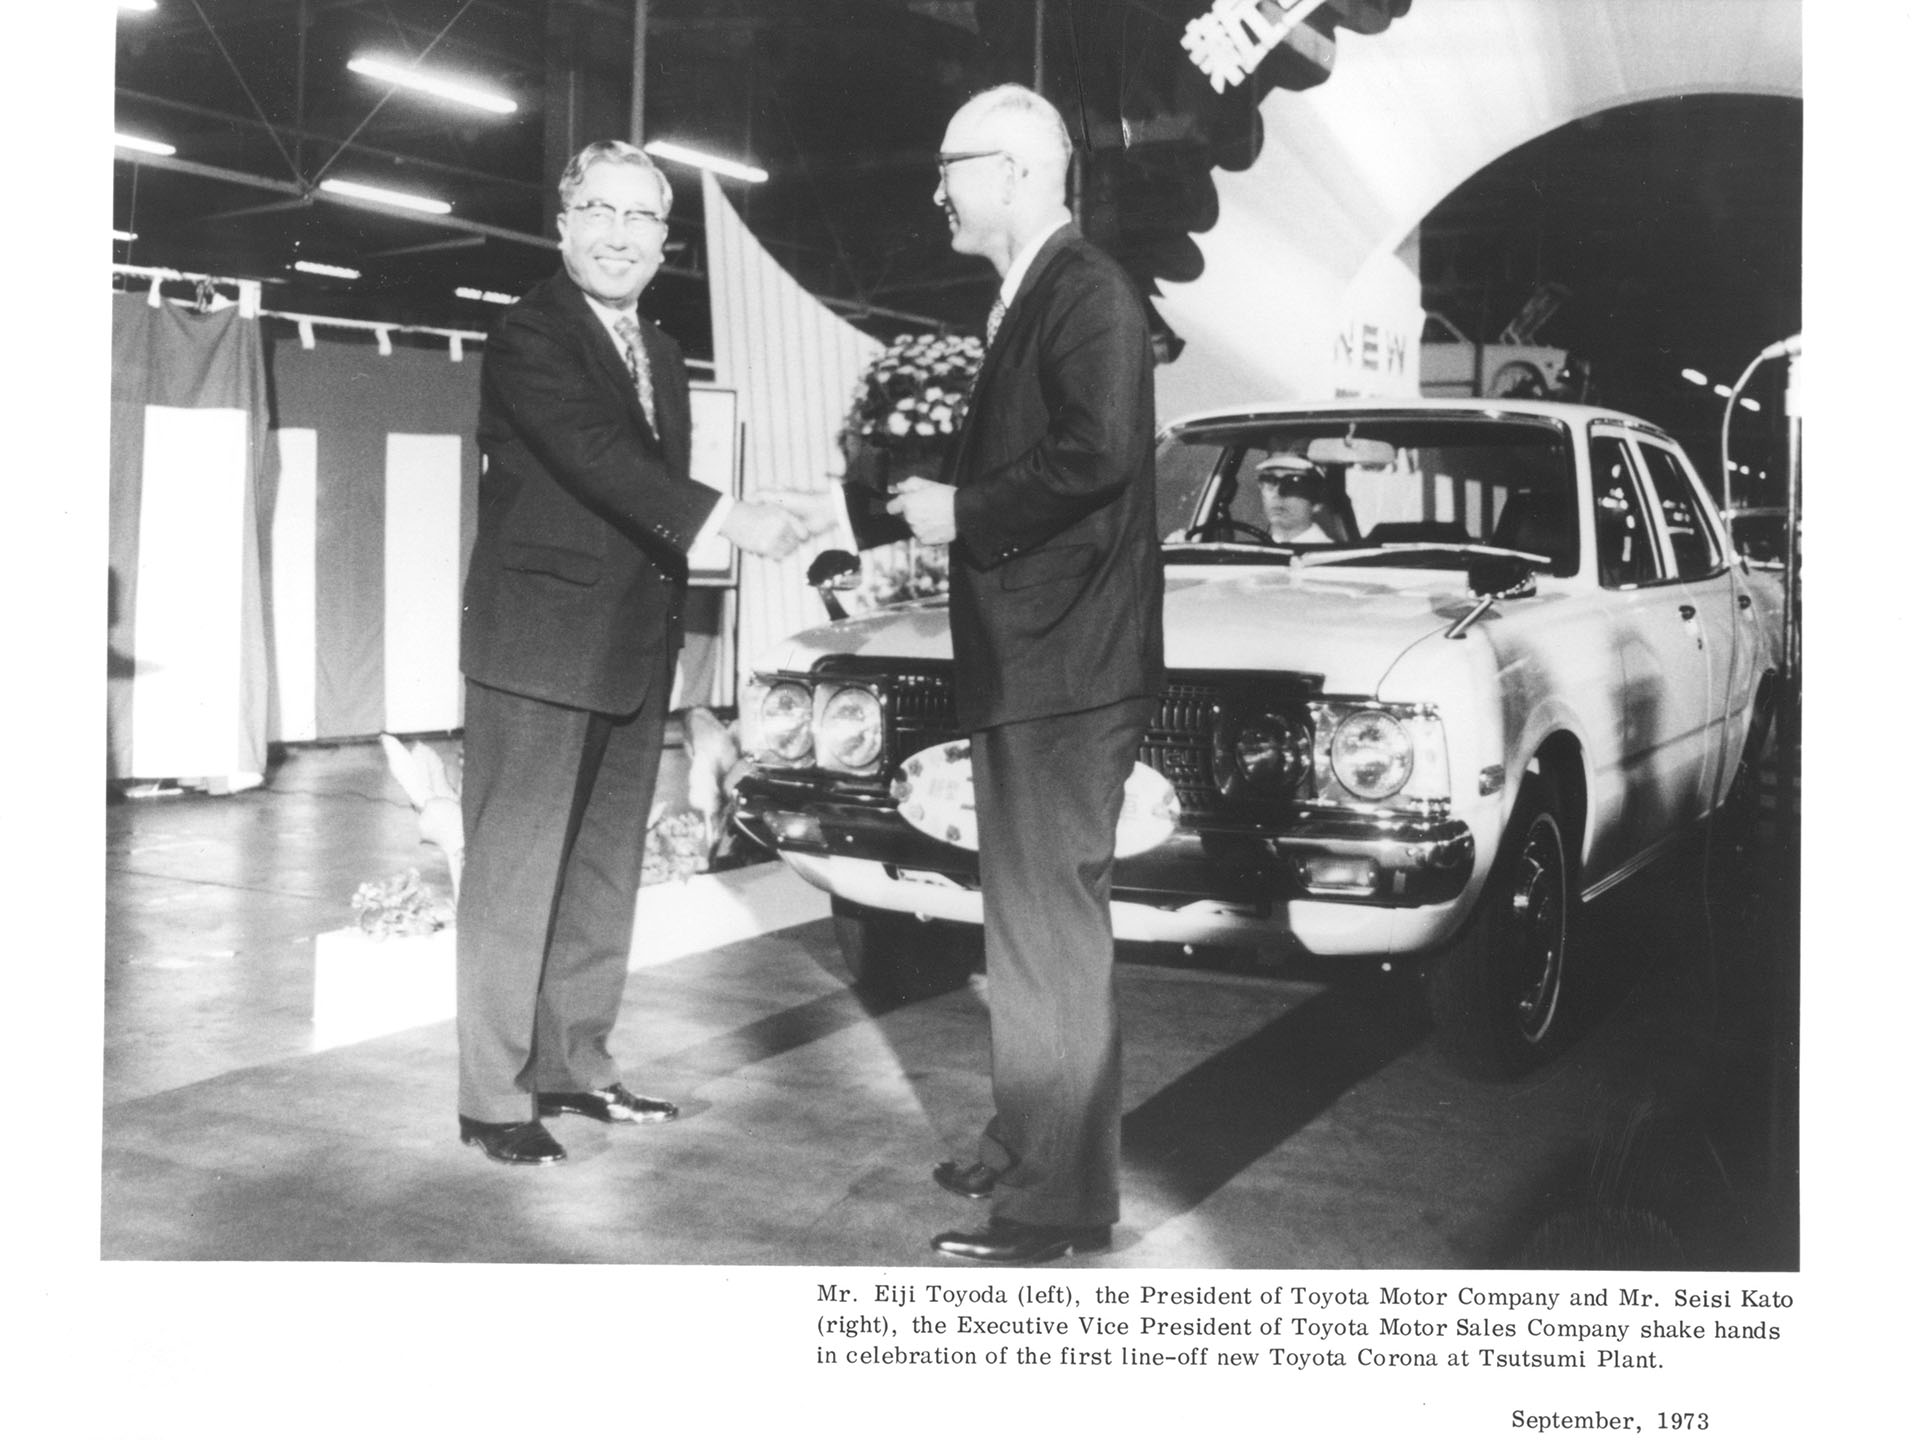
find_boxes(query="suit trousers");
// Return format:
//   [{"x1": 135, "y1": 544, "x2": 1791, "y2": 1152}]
[
  {"x1": 455, "y1": 667, "x2": 670, "y2": 1122},
  {"x1": 970, "y1": 695, "x2": 1156, "y2": 1227}
]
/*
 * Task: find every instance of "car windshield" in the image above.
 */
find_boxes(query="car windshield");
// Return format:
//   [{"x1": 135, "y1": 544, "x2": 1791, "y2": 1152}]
[{"x1": 1156, "y1": 413, "x2": 1579, "y2": 576}]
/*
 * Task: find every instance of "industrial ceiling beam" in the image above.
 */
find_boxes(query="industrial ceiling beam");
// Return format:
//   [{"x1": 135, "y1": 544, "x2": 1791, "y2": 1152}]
[
  {"x1": 366, "y1": 235, "x2": 489, "y2": 257},
  {"x1": 116, "y1": 87, "x2": 545, "y2": 194},
  {"x1": 196, "y1": 196, "x2": 316, "y2": 224},
  {"x1": 114, "y1": 150, "x2": 559, "y2": 251}
]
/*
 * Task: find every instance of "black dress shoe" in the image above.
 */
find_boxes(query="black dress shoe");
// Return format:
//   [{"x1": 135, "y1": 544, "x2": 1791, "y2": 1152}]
[
  {"x1": 536, "y1": 1082, "x2": 678, "y2": 1125},
  {"x1": 931, "y1": 1217, "x2": 1112, "y2": 1264},
  {"x1": 459, "y1": 1116, "x2": 566, "y2": 1167},
  {"x1": 933, "y1": 1160, "x2": 999, "y2": 1201}
]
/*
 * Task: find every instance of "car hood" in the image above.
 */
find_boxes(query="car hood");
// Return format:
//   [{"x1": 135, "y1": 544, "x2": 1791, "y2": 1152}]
[
  {"x1": 1157, "y1": 565, "x2": 1468, "y2": 689},
  {"x1": 755, "y1": 564, "x2": 1479, "y2": 694}
]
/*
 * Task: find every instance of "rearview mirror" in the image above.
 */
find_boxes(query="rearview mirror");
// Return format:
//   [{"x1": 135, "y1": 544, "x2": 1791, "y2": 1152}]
[{"x1": 1306, "y1": 436, "x2": 1398, "y2": 468}]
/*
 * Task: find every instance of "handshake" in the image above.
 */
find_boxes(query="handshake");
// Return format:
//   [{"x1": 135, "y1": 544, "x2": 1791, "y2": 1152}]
[
  {"x1": 718, "y1": 488, "x2": 843, "y2": 561},
  {"x1": 717, "y1": 474, "x2": 956, "y2": 559}
]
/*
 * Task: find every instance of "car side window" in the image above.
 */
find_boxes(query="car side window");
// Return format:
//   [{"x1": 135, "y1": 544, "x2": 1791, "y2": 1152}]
[
  {"x1": 1156, "y1": 434, "x2": 1224, "y2": 539},
  {"x1": 1637, "y1": 442, "x2": 1723, "y2": 579},
  {"x1": 1590, "y1": 435, "x2": 1660, "y2": 589}
]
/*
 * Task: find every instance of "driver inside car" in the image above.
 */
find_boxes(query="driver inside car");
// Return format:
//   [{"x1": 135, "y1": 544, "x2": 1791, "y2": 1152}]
[{"x1": 1254, "y1": 454, "x2": 1336, "y2": 544}]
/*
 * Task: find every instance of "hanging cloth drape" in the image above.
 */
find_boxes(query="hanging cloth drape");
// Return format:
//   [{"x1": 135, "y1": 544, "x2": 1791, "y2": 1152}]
[
  {"x1": 703, "y1": 169, "x2": 883, "y2": 693},
  {"x1": 109, "y1": 292, "x2": 272, "y2": 785}
]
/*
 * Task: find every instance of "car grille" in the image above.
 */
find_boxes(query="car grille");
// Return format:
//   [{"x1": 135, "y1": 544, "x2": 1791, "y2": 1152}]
[{"x1": 873, "y1": 669, "x2": 1233, "y2": 819}]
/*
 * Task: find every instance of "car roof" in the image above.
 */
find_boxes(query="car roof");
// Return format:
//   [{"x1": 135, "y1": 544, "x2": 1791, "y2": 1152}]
[{"x1": 1162, "y1": 396, "x2": 1674, "y2": 442}]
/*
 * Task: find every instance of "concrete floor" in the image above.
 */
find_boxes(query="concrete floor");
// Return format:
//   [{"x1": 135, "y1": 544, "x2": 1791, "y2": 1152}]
[{"x1": 102, "y1": 736, "x2": 1798, "y2": 1269}]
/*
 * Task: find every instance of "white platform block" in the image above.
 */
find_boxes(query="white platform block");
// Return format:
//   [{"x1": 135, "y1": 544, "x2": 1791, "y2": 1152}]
[
  {"x1": 626, "y1": 861, "x2": 832, "y2": 972},
  {"x1": 312, "y1": 925, "x2": 456, "y2": 1050}
]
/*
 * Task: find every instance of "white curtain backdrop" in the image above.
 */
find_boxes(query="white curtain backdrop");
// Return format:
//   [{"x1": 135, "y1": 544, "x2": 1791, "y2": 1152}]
[{"x1": 703, "y1": 170, "x2": 883, "y2": 693}]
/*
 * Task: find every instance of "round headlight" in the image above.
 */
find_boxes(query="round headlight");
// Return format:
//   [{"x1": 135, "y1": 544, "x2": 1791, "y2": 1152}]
[
  {"x1": 1232, "y1": 714, "x2": 1311, "y2": 795},
  {"x1": 1330, "y1": 711, "x2": 1414, "y2": 800},
  {"x1": 758, "y1": 681, "x2": 814, "y2": 763},
  {"x1": 816, "y1": 685, "x2": 882, "y2": 772}
]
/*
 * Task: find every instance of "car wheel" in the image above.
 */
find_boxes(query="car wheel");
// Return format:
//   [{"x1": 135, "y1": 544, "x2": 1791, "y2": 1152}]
[
  {"x1": 830, "y1": 896, "x2": 980, "y2": 1002},
  {"x1": 1424, "y1": 775, "x2": 1576, "y2": 1078}
]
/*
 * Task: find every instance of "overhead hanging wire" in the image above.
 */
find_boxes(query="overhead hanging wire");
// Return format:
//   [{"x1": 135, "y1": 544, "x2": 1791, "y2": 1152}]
[
  {"x1": 312, "y1": 0, "x2": 484, "y2": 186},
  {"x1": 187, "y1": 0, "x2": 304, "y2": 184}
]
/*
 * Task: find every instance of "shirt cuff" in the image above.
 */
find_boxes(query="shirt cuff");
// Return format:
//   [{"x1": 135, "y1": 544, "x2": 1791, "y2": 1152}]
[{"x1": 695, "y1": 492, "x2": 736, "y2": 552}]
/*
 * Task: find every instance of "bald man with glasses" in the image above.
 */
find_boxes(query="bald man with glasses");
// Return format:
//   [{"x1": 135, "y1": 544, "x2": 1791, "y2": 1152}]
[
  {"x1": 889, "y1": 86, "x2": 1164, "y2": 1263},
  {"x1": 455, "y1": 140, "x2": 804, "y2": 1167}
]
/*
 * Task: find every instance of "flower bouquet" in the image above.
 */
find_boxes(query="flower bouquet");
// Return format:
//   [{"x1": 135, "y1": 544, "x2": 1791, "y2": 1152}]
[
  {"x1": 841, "y1": 331, "x2": 982, "y2": 550},
  {"x1": 350, "y1": 868, "x2": 454, "y2": 939},
  {"x1": 642, "y1": 805, "x2": 716, "y2": 885}
]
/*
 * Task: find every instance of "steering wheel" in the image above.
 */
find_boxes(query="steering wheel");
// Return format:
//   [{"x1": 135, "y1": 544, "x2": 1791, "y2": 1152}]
[{"x1": 1193, "y1": 515, "x2": 1278, "y2": 546}]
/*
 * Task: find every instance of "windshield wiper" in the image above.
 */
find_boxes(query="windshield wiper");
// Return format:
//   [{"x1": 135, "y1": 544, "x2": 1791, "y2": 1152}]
[
  {"x1": 1162, "y1": 536, "x2": 1299, "y2": 557},
  {"x1": 1294, "y1": 542, "x2": 1551, "y2": 569}
]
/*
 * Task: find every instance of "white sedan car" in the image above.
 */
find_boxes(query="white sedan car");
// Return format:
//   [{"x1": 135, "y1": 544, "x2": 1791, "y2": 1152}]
[{"x1": 734, "y1": 400, "x2": 1785, "y2": 1077}]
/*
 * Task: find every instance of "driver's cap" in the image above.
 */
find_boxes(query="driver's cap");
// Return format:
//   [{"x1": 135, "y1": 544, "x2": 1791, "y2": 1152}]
[{"x1": 1255, "y1": 454, "x2": 1320, "y2": 488}]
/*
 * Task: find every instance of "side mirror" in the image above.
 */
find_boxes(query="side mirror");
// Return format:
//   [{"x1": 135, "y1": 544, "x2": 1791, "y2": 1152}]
[
  {"x1": 807, "y1": 550, "x2": 861, "y2": 590},
  {"x1": 1448, "y1": 559, "x2": 1538, "y2": 640},
  {"x1": 1467, "y1": 557, "x2": 1538, "y2": 600},
  {"x1": 806, "y1": 549, "x2": 861, "y2": 622}
]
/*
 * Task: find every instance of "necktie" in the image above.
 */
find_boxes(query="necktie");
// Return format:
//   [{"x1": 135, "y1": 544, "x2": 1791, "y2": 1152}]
[
  {"x1": 612, "y1": 314, "x2": 656, "y2": 427},
  {"x1": 985, "y1": 297, "x2": 1007, "y2": 348}
]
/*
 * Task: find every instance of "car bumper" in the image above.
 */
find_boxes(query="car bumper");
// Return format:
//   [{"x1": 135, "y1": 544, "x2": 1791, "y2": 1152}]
[{"x1": 734, "y1": 772, "x2": 1477, "y2": 956}]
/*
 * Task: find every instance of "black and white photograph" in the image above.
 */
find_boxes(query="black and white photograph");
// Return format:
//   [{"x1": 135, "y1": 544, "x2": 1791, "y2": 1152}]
[{"x1": 27, "y1": 0, "x2": 1892, "y2": 1431}]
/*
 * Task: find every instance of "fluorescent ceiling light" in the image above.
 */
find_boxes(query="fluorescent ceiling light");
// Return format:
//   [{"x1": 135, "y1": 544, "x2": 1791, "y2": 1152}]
[
  {"x1": 115, "y1": 132, "x2": 176, "y2": 157},
  {"x1": 455, "y1": 286, "x2": 517, "y2": 305},
  {"x1": 348, "y1": 55, "x2": 516, "y2": 115},
  {"x1": 294, "y1": 260, "x2": 361, "y2": 280},
  {"x1": 1712, "y1": 383, "x2": 1733, "y2": 398},
  {"x1": 1680, "y1": 368, "x2": 1707, "y2": 386},
  {"x1": 319, "y1": 178, "x2": 452, "y2": 215},
  {"x1": 643, "y1": 139, "x2": 768, "y2": 184},
  {"x1": 112, "y1": 229, "x2": 138, "y2": 243},
  {"x1": 1739, "y1": 397, "x2": 1761, "y2": 412}
]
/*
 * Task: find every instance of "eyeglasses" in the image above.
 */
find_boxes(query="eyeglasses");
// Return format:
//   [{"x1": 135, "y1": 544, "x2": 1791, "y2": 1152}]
[
  {"x1": 568, "y1": 200, "x2": 668, "y2": 232},
  {"x1": 936, "y1": 149, "x2": 1008, "y2": 182}
]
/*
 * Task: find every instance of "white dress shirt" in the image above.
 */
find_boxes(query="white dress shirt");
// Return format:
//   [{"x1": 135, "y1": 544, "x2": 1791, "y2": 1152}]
[{"x1": 995, "y1": 219, "x2": 1070, "y2": 316}]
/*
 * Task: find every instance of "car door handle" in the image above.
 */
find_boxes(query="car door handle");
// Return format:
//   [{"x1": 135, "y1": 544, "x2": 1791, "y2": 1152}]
[{"x1": 1678, "y1": 604, "x2": 1697, "y2": 621}]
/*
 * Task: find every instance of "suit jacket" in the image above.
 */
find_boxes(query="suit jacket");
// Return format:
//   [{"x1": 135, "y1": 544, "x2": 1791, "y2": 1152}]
[
  {"x1": 461, "y1": 273, "x2": 719, "y2": 715},
  {"x1": 947, "y1": 226, "x2": 1165, "y2": 731}
]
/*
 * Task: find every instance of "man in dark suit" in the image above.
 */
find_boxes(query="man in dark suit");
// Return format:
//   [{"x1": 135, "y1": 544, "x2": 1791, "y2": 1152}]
[
  {"x1": 889, "y1": 86, "x2": 1164, "y2": 1261},
  {"x1": 456, "y1": 140, "x2": 805, "y2": 1166}
]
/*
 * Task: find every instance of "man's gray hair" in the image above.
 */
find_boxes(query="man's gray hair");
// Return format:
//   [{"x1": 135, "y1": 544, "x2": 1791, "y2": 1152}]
[
  {"x1": 557, "y1": 139, "x2": 673, "y2": 212},
  {"x1": 964, "y1": 84, "x2": 1073, "y2": 169}
]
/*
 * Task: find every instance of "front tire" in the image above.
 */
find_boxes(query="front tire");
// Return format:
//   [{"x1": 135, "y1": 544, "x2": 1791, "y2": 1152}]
[
  {"x1": 831, "y1": 897, "x2": 980, "y2": 1002},
  {"x1": 1424, "y1": 776, "x2": 1576, "y2": 1078}
]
